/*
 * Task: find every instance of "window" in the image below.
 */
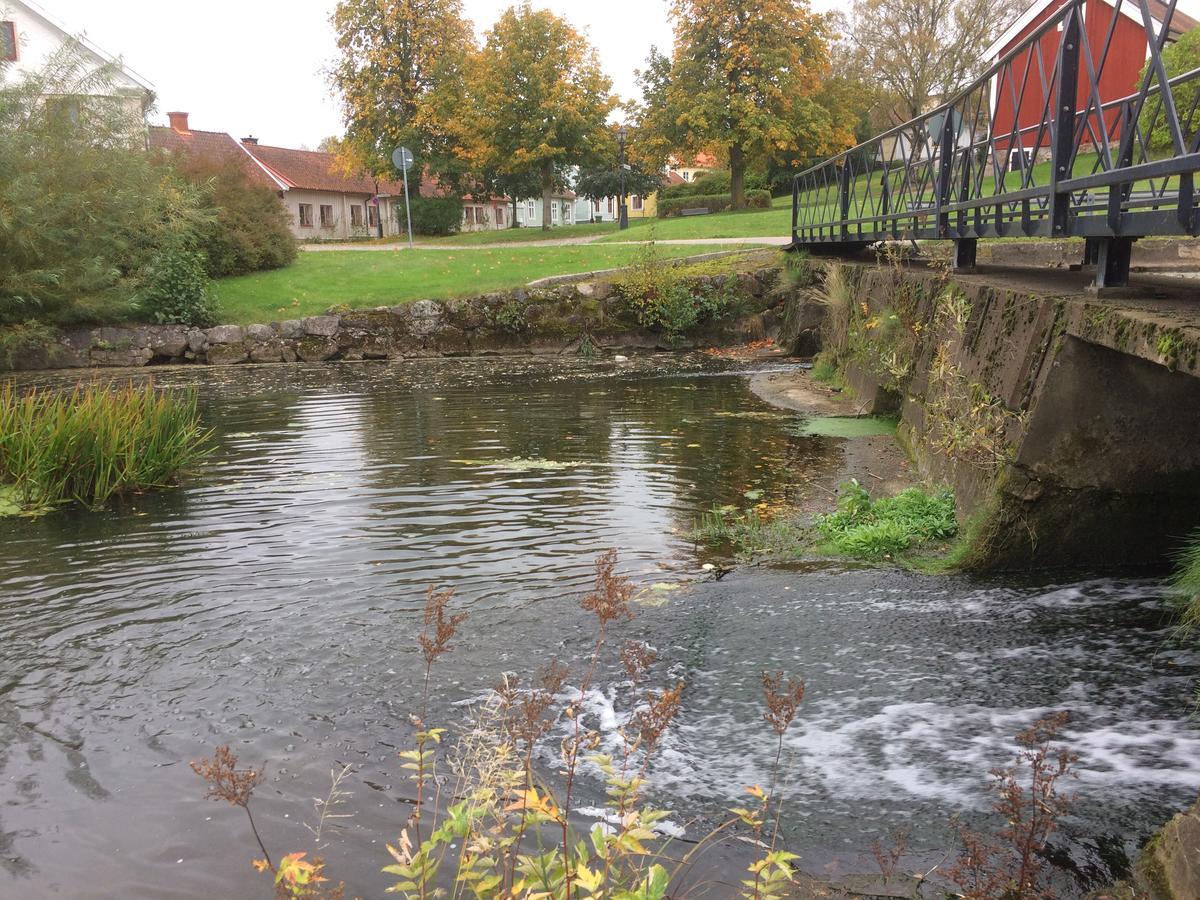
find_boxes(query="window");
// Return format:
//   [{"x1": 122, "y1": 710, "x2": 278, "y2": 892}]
[
  {"x1": 526, "y1": 200, "x2": 536, "y2": 221},
  {"x1": 682, "y1": 172, "x2": 690, "y2": 182},
  {"x1": 496, "y1": 206, "x2": 505, "y2": 227},
  {"x1": 368, "y1": 204, "x2": 379, "y2": 228},
  {"x1": 631, "y1": 195, "x2": 643, "y2": 211},
  {"x1": 298, "y1": 203, "x2": 313, "y2": 227},
  {"x1": 551, "y1": 200, "x2": 559, "y2": 223},
  {"x1": 319, "y1": 204, "x2": 334, "y2": 227},
  {"x1": 594, "y1": 199, "x2": 601, "y2": 212},
  {"x1": 607, "y1": 197, "x2": 614, "y2": 214},
  {"x1": 0, "y1": 22, "x2": 15, "y2": 62},
  {"x1": 350, "y1": 205, "x2": 363, "y2": 227}
]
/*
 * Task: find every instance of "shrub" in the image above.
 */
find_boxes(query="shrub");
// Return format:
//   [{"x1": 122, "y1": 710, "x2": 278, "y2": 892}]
[
  {"x1": 172, "y1": 154, "x2": 297, "y2": 278},
  {"x1": 405, "y1": 196, "x2": 463, "y2": 236},
  {"x1": 0, "y1": 381, "x2": 212, "y2": 512},
  {"x1": 137, "y1": 246, "x2": 220, "y2": 327},
  {"x1": 657, "y1": 190, "x2": 771, "y2": 217},
  {"x1": 195, "y1": 551, "x2": 810, "y2": 900},
  {"x1": 659, "y1": 170, "x2": 768, "y2": 199},
  {"x1": 613, "y1": 242, "x2": 738, "y2": 342},
  {"x1": 0, "y1": 45, "x2": 210, "y2": 326}
]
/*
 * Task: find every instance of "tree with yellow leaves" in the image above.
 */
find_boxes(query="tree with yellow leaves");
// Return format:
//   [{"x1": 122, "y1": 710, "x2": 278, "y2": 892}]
[
  {"x1": 470, "y1": 2, "x2": 616, "y2": 231},
  {"x1": 330, "y1": 0, "x2": 476, "y2": 191},
  {"x1": 665, "y1": 0, "x2": 840, "y2": 207}
]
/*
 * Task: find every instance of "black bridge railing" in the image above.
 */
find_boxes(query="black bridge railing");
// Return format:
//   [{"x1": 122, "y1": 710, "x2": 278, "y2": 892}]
[{"x1": 790, "y1": 0, "x2": 1200, "y2": 286}]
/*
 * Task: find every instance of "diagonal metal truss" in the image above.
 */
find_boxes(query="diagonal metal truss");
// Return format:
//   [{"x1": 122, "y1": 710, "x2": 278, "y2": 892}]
[{"x1": 789, "y1": 0, "x2": 1200, "y2": 285}]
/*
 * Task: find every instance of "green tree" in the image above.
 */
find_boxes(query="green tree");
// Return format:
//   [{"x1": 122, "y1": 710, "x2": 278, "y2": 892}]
[
  {"x1": 575, "y1": 127, "x2": 664, "y2": 204},
  {"x1": 628, "y1": 46, "x2": 684, "y2": 172},
  {"x1": 0, "y1": 44, "x2": 208, "y2": 325},
  {"x1": 666, "y1": 0, "x2": 836, "y2": 208},
  {"x1": 1139, "y1": 27, "x2": 1200, "y2": 154},
  {"x1": 331, "y1": 0, "x2": 476, "y2": 190},
  {"x1": 470, "y1": 2, "x2": 616, "y2": 230}
]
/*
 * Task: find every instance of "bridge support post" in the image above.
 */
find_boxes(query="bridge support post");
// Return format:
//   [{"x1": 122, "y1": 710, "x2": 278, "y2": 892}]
[
  {"x1": 952, "y1": 238, "x2": 977, "y2": 271},
  {"x1": 1092, "y1": 237, "x2": 1134, "y2": 290},
  {"x1": 1082, "y1": 237, "x2": 1101, "y2": 268}
]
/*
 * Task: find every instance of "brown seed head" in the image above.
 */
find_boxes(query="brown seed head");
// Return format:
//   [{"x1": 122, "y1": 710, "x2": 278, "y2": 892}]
[
  {"x1": 580, "y1": 549, "x2": 635, "y2": 627},
  {"x1": 190, "y1": 745, "x2": 263, "y2": 808},
  {"x1": 418, "y1": 585, "x2": 467, "y2": 667},
  {"x1": 620, "y1": 640, "x2": 658, "y2": 684},
  {"x1": 761, "y1": 670, "x2": 806, "y2": 736}
]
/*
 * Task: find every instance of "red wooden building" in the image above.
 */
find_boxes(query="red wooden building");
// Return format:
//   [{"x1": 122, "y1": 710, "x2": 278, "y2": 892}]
[{"x1": 985, "y1": 0, "x2": 1196, "y2": 158}]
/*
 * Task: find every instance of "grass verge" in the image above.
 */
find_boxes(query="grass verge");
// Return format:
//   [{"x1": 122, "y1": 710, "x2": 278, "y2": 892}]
[
  {"x1": 213, "y1": 244, "x2": 752, "y2": 324},
  {"x1": 0, "y1": 381, "x2": 212, "y2": 515}
]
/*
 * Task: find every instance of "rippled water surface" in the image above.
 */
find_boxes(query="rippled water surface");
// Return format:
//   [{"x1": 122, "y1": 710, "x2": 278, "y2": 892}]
[{"x1": 1, "y1": 356, "x2": 1197, "y2": 898}]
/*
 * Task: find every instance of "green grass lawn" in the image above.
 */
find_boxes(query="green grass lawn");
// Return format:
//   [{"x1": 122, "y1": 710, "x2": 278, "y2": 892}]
[
  {"x1": 415, "y1": 220, "x2": 624, "y2": 246},
  {"x1": 595, "y1": 195, "x2": 793, "y2": 242},
  {"x1": 213, "y1": 243, "x2": 753, "y2": 324}
]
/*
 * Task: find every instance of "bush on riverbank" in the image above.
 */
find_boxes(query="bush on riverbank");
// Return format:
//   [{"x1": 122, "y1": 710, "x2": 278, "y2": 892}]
[
  {"x1": 0, "y1": 381, "x2": 212, "y2": 513},
  {"x1": 0, "y1": 47, "x2": 212, "y2": 327},
  {"x1": 613, "y1": 242, "x2": 743, "y2": 343}
]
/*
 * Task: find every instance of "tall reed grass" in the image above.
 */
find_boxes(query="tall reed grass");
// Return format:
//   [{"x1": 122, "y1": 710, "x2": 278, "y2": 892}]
[{"x1": 0, "y1": 380, "x2": 212, "y2": 511}]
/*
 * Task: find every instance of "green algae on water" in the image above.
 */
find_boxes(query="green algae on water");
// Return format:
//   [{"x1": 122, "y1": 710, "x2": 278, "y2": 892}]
[{"x1": 787, "y1": 416, "x2": 898, "y2": 438}]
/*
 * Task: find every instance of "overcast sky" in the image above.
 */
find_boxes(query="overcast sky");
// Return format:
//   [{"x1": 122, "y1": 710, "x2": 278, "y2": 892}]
[
  {"x1": 39, "y1": 0, "x2": 1200, "y2": 150},
  {"x1": 41, "y1": 0, "x2": 702, "y2": 148}
]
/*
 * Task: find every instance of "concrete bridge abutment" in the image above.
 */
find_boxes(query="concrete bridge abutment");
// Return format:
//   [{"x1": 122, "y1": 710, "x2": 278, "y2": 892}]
[{"x1": 787, "y1": 258, "x2": 1200, "y2": 570}]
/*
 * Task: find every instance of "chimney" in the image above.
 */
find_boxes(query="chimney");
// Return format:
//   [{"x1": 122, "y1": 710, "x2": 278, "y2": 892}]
[
  {"x1": 242, "y1": 136, "x2": 258, "y2": 145},
  {"x1": 167, "y1": 111, "x2": 190, "y2": 133}
]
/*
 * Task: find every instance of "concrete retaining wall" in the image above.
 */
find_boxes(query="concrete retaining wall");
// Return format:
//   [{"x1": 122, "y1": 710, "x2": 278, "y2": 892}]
[{"x1": 788, "y1": 260, "x2": 1200, "y2": 570}]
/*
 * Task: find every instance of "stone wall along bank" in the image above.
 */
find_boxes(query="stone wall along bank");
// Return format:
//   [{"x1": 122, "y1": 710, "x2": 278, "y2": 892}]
[{"x1": 2, "y1": 267, "x2": 790, "y2": 372}]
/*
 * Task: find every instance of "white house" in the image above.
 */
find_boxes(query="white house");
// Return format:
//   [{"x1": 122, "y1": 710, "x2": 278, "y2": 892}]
[
  {"x1": 0, "y1": 0, "x2": 154, "y2": 120},
  {"x1": 513, "y1": 189, "x2": 580, "y2": 228}
]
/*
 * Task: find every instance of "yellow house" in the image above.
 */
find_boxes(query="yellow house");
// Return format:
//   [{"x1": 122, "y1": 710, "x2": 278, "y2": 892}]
[
  {"x1": 629, "y1": 170, "x2": 687, "y2": 219},
  {"x1": 666, "y1": 152, "x2": 718, "y2": 185}
]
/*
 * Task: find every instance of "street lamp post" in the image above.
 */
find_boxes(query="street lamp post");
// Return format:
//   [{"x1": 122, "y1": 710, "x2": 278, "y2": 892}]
[{"x1": 617, "y1": 125, "x2": 629, "y2": 231}]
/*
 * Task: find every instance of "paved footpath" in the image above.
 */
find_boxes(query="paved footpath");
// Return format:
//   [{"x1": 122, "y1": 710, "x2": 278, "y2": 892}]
[{"x1": 301, "y1": 235, "x2": 790, "y2": 252}]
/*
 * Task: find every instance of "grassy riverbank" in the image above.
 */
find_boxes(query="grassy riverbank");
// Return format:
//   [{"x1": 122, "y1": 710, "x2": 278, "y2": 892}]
[
  {"x1": 0, "y1": 382, "x2": 211, "y2": 515},
  {"x1": 213, "y1": 243, "x2": 750, "y2": 324},
  {"x1": 694, "y1": 478, "x2": 959, "y2": 565}
]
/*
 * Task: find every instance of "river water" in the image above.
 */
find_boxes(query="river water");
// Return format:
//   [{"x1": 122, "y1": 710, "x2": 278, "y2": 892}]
[{"x1": 1, "y1": 356, "x2": 1197, "y2": 898}]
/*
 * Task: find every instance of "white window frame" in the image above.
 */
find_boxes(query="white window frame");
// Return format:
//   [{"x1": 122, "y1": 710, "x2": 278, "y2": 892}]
[{"x1": 526, "y1": 199, "x2": 536, "y2": 221}]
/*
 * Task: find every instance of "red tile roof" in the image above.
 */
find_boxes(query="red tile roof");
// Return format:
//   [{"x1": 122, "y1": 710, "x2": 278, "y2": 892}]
[
  {"x1": 239, "y1": 142, "x2": 413, "y2": 197},
  {"x1": 148, "y1": 126, "x2": 281, "y2": 189}
]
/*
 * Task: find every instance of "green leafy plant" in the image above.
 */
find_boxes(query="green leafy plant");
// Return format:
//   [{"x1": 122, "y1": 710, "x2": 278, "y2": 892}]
[
  {"x1": 138, "y1": 245, "x2": 220, "y2": 327},
  {"x1": 494, "y1": 299, "x2": 527, "y2": 334},
  {"x1": 614, "y1": 242, "x2": 738, "y2": 343},
  {"x1": 657, "y1": 190, "x2": 771, "y2": 218},
  {"x1": 0, "y1": 43, "x2": 211, "y2": 326},
  {"x1": 169, "y1": 151, "x2": 298, "y2": 277},
  {"x1": 814, "y1": 480, "x2": 957, "y2": 559}
]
